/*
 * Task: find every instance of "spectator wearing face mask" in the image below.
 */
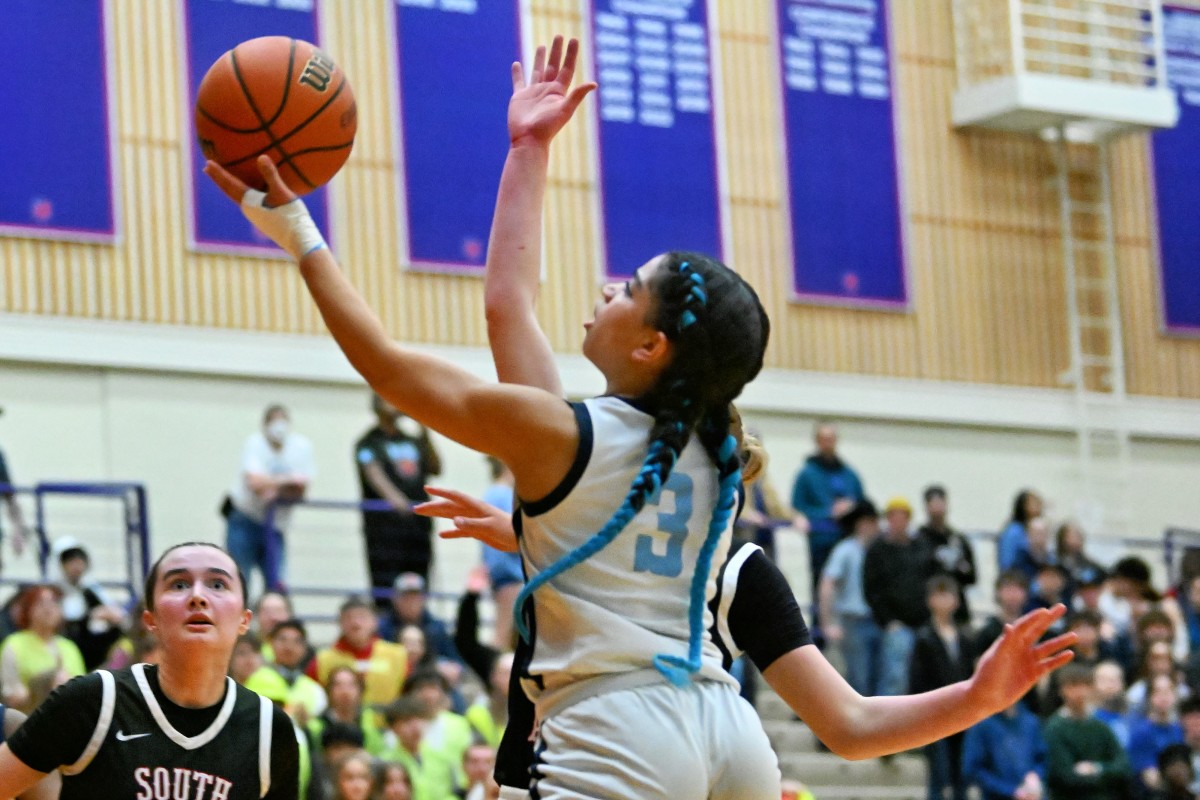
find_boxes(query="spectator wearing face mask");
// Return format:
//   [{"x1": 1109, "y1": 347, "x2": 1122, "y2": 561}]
[{"x1": 225, "y1": 404, "x2": 315, "y2": 593}]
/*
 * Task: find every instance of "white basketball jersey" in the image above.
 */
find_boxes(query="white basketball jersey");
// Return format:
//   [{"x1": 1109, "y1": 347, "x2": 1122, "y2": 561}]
[{"x1": 519, "y1": 396, "x2": 735, "y2": 713}]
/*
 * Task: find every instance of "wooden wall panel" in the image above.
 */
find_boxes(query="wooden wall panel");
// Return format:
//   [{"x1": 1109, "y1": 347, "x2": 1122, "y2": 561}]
[{"x1": 2, "y1": 0, "x2": 1199, "y2": 398}]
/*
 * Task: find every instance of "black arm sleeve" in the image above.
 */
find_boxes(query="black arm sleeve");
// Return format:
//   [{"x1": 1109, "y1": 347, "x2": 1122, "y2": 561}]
[
  {"x1": 264, "y1": 708, "x2": 300, "y2": 800},
  {"x1": 6, "y1": 673, "x2": 102, "y2": 773},
  {"x1": 728, "y1": 550, "x2": 812, "y2": 671},
  {"x1": 454, "y1": 591, "x2": 499, "y2": 685}
]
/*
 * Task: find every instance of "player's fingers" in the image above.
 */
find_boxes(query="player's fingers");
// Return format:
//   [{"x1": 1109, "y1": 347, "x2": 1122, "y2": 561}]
[
  {"x1": 562, "y1": 82, "x2": 598, "y2": 116},
  {"x1": 203, "y1": 160, "x2": 248, "y2": 202},
  {"x1": 531, "y1": 45, "x2": 546, "y2": 83},
  {"x1": 421, "y1": 486, "x2": 482, "y2": 513},
  {"x1": 511, "y1": 61, "x2": 525, "y2": 91},
  {"x1": 1033, "y1": 631, "x2": 1078, "y2": 659},
  {"x1": 544, "y1": 35, "x2": 564, "y2": 82},
  {"x1": 437, "y1": 529, "x2": 472, "y2": 540},
  {"x1": 256, "y1": 155, "x2": 296, "y2": 207},
  {"x1": 1037, "y1": 649, "x2": 1076, "y2": 676},
  {"x1": 1010, "y1": 605, "x2": 1062, "y2": 644},
  {"x1": 411, "y1": 501, "x2": 454, "y2": 519},
  {"x1": 558, "y1": 37, "x2": 581, "y2": 87}
]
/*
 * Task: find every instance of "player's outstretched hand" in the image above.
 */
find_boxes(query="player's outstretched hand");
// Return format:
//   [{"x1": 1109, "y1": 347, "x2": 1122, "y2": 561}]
[
  {"x1": 414, "y1": 486, "x2": 518, "y2": 553},
  {"x1": 969, "y1": 604, "x2": 1077, "y2": 715},
  {"x1": 204, "y1": 156, "x2": 325, "y2": 261},
  {"x1": 508, "y1": 36, "x2": 597, "y2": 148},
  {"x1": 204, "y1": 155, "x2": 295, "y2": 208}
]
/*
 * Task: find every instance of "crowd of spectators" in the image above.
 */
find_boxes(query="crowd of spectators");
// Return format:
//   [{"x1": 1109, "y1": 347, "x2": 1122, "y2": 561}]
[
  {"x1": 0, "y1": 408, "x2": 1197, "y2": 800},
  {"x1": 781, "y1": 422, "x2": 1200, "y2": 800}
]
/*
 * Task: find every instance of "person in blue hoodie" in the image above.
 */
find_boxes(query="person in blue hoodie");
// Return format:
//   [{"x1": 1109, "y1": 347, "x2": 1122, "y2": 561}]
[
  {"x1": 962, "y1": 701, "x2": 1047, "y2": 800},
  {"x1": 791, "y1": 421, "x2": 864, "y2": 633}
]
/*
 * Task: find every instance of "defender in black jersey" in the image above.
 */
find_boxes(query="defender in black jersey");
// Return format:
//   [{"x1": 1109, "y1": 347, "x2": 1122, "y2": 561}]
[{"x1": 0, "y1": 542, "x2": 299, "y2": 799}]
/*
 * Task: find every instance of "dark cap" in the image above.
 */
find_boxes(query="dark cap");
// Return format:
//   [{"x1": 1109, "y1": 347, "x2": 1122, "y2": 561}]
[
  {"x1": 840, "y1": 498, "x2": 879, "y2": 536},
  {"x1": 923, "y1": 484, "x2": 947, "y2": 502}
]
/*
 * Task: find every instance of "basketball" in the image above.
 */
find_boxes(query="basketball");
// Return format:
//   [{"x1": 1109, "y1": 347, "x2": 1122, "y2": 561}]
[{"x1": 195, "y1": 36, "x2": 356, "y2": 195}]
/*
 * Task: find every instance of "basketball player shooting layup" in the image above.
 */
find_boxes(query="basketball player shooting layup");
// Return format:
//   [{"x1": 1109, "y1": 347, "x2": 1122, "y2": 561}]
[
  {"x1": 0, "y1": 542, "x2": 300, "y2": 800},
  {"x1": 416, "y1": 35, "x2": 1078, "y2": 797},
  {"x1": 202, "y1": 35, "x2": 1075, "y2": 800}
]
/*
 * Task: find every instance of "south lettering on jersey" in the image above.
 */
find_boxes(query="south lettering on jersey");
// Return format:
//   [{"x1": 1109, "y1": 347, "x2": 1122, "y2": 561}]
[{"x1": 134, "y1": 766, "x2": 232, "y2": 800}]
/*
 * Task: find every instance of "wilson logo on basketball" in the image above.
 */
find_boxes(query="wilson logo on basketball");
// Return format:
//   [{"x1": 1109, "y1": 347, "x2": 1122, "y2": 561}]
[{"x1": 299, "y1": 51, "x2": 336, "y2": 92}]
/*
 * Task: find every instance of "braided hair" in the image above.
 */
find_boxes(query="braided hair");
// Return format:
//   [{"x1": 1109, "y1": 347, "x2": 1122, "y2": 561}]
[{"x1": 514, "y1": 252, "x2": 770, "y2": 686}]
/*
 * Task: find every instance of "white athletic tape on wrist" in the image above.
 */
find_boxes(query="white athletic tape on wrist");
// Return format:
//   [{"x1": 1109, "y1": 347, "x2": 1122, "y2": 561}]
[{"x1": 240, "y1": 189, "x2": 328, "y2": 261}]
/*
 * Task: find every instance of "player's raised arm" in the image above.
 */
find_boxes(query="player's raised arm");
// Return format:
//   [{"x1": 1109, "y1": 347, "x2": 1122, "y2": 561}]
[
  {"x1": 203, "y1": 157, "x2": 578, "y2": 502},
  {"x1": 485, "y1": 36, "x2": 595, "y2": 395}
]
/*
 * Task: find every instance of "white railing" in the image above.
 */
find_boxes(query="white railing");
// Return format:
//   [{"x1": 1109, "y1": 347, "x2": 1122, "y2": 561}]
[{"x1": 953, "y1": 0, "x2": 1169, "y2": 90}]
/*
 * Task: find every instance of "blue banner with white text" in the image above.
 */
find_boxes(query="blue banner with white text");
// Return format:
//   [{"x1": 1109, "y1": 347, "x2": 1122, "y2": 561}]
[
  {"x1": 1154, "y1": 5, "x2": 1200, "y2": 333},
  {"x1": 183, "y1": 0, "x2": 329, "y2": 256},
  {"x1": 777, "y1": 0, "x2": 907, "y2": 307},
  {"x1": 0, "y1": 0, "x2": 117, "y2": 242},
  {"x1": 393, "y1": 0, "x2": 522, "y2": 272},
  {"x1": 590, "y1": 0, "x2": 724, "y2": 280}
]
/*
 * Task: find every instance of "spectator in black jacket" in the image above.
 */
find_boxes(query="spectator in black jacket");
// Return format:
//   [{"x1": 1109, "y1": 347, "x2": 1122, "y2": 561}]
[
  {"x1": 914, "y1": 485, "x2": 976, "y2": 624},
  {"x1": 911, "y1": 575, "x2": 978, "y2": 800},
  {"x1": 453, "y1": 566, "x2": 510, "y2": 748},
  {"x1": 864, "y1": 496, "x2": 927, "y2": 696}
]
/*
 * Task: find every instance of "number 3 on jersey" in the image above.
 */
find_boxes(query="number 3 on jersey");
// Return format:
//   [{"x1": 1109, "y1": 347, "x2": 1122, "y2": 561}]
[{"x1": 633, "y1": 473, "x2": 694, "y2": 577}]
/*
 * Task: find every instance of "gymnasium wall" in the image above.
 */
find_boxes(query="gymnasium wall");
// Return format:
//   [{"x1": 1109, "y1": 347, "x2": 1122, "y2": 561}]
[{"x1": 2, "y1": 0, "x2": 1200, "y2": 397}]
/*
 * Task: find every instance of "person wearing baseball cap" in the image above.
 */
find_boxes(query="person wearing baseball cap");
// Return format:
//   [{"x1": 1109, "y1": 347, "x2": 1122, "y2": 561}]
[
  {"x1": 821, "y1": 498, "x2": 884, "y2": 696},
  {"x1": 865, "y1": 495, "x2": 927, "y2": 697},
  {"x1": 378, "y1": 573, "x2": 460, "y2": 667}
]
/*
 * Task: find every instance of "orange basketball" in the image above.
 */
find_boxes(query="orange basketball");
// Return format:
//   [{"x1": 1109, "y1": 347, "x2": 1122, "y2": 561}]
[{"x1": 195, "y1": 36, "x2": 356, "y2": 195}]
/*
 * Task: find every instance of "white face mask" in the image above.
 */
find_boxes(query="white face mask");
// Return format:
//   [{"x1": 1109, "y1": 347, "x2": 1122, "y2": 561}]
[{"x1": 265, "y1": 418, "x2": 290, "y2": 443}]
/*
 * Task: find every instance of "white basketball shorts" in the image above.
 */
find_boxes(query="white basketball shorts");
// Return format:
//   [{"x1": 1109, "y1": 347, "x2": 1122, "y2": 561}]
[{"x1": 529, "y1": 679, "x2": 780, "y2": 800}]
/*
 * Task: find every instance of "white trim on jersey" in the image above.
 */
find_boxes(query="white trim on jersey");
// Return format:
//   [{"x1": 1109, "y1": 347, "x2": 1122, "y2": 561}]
[
  {"x1": 715, "y1": 543, "x2": 760, "y2": 661},
  {"x1": 132, "y1": 663, "x2": 238, "y2": 750},
  {"x1": 61, "y1": 670, "x2": 116, "y2": 776},
  {"x1": 258, "y1": 695, "x2": 273, "y2": 798}
]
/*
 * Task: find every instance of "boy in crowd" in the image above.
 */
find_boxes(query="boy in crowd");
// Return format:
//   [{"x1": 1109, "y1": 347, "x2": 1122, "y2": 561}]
[
  {"x1": 820, "y1": 499, "x2": 882, "y2": 696},
  {"x1": 962, "y1": 700, "x2": 1046, "y2": 800},
  {"x1": 1128, "y1": 674, "x2": 1185, "y2": 794},
  {"x1": 910, "y1": 575, "x2": 977, "y2": 800},
  {"x1": 1093, "y1": 660, "x2": 1133, "y2": 749},
  {"x1": 383, "y1": 696, "x2": 453, "y2": 800},
  {"x1": 977, "y1": 571, "x2": 1032, "y2": 653},
  {"x1": 1043, "y1": 662, "x2": 1131, "y2": 800}
]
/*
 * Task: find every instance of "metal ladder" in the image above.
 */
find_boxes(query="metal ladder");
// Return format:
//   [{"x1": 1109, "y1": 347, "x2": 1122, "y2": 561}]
[{"x1": 1053, "y1": 129, "x2": 1133, "y2": 539}]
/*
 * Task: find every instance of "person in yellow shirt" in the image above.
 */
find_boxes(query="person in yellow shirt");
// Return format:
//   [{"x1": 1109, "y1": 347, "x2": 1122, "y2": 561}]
[
  {"x1": 245, "y1": 619, "x2": 327, "y2": 724},
  {"x1": 382, "y1": 696, "x2": 455, "y2": 800},
  {"x1": 0, "y1": 585, "x2": 85, "y2": 712},
  {"x1": 307, "y1": 595, "x2": 407, "y2": 707},
  {"x1": 308, "y1": 665, "x2": 386, "y2": 757}
]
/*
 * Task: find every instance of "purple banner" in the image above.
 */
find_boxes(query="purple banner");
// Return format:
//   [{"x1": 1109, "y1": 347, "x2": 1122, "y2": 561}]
[
  {"x1": 392, "y1": 0, "x2": 522, "y2": 273},
  {"x1": 1153, "y1": 6, "x2": 1200, "y2": 334},
  {"x1": 777, "y1": 0, "x2": 908, "y2": 307},
  {"x1": 589, "y1": 0, "x2": 724, "y2": 280},
  {"x1": 0, "y1": 0, "x2": 118, "y2": 243}
]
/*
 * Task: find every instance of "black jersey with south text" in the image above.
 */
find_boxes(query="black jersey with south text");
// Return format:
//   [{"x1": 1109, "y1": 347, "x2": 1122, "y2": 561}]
[{"x1": 8, "y1": 663, "x2": 298, "y2": 800}]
